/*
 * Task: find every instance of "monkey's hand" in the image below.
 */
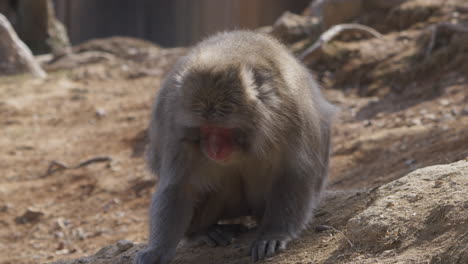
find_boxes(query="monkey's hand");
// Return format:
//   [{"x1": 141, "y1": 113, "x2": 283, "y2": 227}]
[
  {"x1": 136, "y1": 247, "x2": 173, "y2": 264},
  {"x1": 250, "y1": 234, "x2": 290, "y2": 262}
]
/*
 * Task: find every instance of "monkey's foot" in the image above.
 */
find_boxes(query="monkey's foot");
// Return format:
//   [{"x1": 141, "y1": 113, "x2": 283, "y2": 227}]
[
  {"x1": 196, "y1": 224, "x2": 247, "y2": 247},
  {"x1": 250, "y1": 237, "x2": 289, "y2": 262},
  {"x1": 136, "y1": 247, "x2": 172, "y2": 264}
]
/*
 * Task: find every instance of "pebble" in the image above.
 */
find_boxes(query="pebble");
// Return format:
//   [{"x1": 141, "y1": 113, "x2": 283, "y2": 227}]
[
  {"x1": 439, "y1": 99, "x2": 450, "y2": 106},
  {"x1": 424, "y1": 113, "x2": 437, "y2": 121},
  {"x1": 411, "y1": 118, "x2": 422, "y2": 126},
  {"x1": 116, "y1": 240, "x2": 134, "y2": 252},
  {"x1": 95, "y1": 108, "x2": 107, "y2": 118},
  {"x1": 15, "y1": 208, "x2": 44, "y2": 224}
]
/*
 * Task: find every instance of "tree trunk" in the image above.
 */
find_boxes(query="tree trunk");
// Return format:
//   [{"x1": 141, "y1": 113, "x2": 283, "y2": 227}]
[
  {"x1": 0, "y1": 0, "x2": 70, "y2": 55},
  {"x1": 0, "y1": 13, "x2": 47, "y2": 78}
]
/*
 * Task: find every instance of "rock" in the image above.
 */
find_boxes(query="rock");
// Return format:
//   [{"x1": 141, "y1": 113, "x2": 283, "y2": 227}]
[
  {"x1": 49, "y1": 241, "x2": 143, "y2": 264},
  {"x1": 364, "y1": 0, "x2": 407, "y2": 10},
  {"x1": 439, "y1": 99, "x2": 450, "y2": 106},
  {"x1": 116, "y1": 240, "x2": 134, "y2": 252},
  {"x1": 15, "y1": 208, "x2": 45, "y2": 224},
  {"x1": 270, "y1": 11, "x2": 320, "y2": 44},
  {"x1": 347, "y1": 160, "x2": 468, "y2": 262},
  {"x1": 411, "y1": 118, "x2": 422, "y2": 126},
  {"x1": 0, "y1": 204, "x2": 11, "y2": 213},
  {"x1": 312, "y1": 0, "x2": 364, "y2": 29},
  {"x1": 0, "y1": 13, "x2": 47, "y2": 78},
  {"x1": 460, "y1": 108, "x2": 468, "y2": 116}
]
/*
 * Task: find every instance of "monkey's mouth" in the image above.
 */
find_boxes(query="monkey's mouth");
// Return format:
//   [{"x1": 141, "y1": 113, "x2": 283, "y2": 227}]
[{"x1": 201, "y1": 126, "x2": 235, "y2": 161}]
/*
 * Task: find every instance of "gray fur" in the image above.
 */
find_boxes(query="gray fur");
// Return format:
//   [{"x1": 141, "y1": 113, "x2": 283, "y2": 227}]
[{"x1": 137, "y1": 30, "x2": 336, "y2": 264}]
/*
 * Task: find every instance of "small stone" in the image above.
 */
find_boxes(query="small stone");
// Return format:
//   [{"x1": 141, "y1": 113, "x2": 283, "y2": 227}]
[
  {"x1": 424, "y1": 113, "x2": 437, "y2": 121},
  {"x1": 443, "y1": 113, "x2": 454, "y2": 120},
  {"x1": 381, "y1": 249, "x2": 394, "y2": 257},
  {"x1": 411, "y1": 118, "x2": 422, "y2": 126},
  {"x1": 95, "y1": 108, "x2": 106, "y2": 118},
  {"x1": 315, "y1": 224, "x2": 333, "y2": 232},
  {"x1": 15, "y1": 208, "x2": 44, "y2": 224},
  {"x1": 406, "y1": 194, "x2": 422, "y2": 203},
  {"x1": 405, "y1": 159, "x2": 416, "y2": 166},
  {"x1": 73, "y1": 228, "x2": 87, "y2": 240},
  {"x1": 433, "y1": 180, "x2": 443, "y2": 188},
  {"x1": 439, "y1": 99, "x2": 450, "y2": 106},
  {"x1": 0, "y1": 204, "x2": 11, "y2": 213},
  {"x1": 56, "y1": 248, "x2": 70, "y2": 255},
  {"x1": 55, "y1": 217, "x2": 70, "y2": 230},
  {"x1": 376, "y1": 121, "x2": 386, "y2": 128},
  {"x1": 54, "y1": 231, "x2": 64, "y2": 238},
  {"x1": 116, "y1": 240, "x2": 134, "y2": 252},
  {"x1": 363, "y1": 120, "x2": 372, "y2": 127},
  {"x1": 460, "y1": 108, "x2": 468, "y2": 116}
]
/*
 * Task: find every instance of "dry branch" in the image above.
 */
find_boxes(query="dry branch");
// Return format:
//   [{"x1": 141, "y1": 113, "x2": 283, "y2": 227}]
[
  {"x1": 299, "y1": 23, "x2": 383, "y2": 61},
  {"x1": 0, "y1": 13, "x2": 47, "y2": 78},
  {"x1": 43, "y1": 156, "x2": 112, "y2": 177}
]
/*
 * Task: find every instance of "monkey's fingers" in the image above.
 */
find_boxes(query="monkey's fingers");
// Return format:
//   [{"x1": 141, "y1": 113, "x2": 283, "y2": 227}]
[
  {"x1": 207, "y1": 228, "x2": 231, "y2": 246},
  {"x1": 136, "y1": 248, "x2": 164, "y2": 264},
  {"x1": 251, "y1": 239, "x2": 288, "y2": 262}
]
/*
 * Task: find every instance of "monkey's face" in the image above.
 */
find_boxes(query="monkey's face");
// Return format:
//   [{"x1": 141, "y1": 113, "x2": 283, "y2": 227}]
[{"x1": 175, "y1": 65, "x2": 265, "y2": 165}]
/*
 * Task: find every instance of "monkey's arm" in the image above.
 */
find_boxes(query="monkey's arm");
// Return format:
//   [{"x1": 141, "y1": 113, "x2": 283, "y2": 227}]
[
  {"x1": 251, "y1": 153, "x2": 326, "y2": 261},
  {"x1": 136, "y1": 150, "x2": 195, "y2": 264}
]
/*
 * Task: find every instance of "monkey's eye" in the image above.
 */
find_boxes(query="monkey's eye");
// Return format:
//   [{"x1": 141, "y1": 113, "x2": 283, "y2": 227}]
[{"x1": 181, "y1": 127, "x2": 201, "y2": 143}]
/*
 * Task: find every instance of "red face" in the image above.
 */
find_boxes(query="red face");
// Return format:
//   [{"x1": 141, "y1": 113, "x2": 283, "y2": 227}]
[{"x1": 200, "y1": 125, "x2": 235, "y2": 162}]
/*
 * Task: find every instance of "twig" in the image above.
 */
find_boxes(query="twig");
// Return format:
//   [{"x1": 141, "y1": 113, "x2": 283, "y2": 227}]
[
  {"x1": 43, "y1": 156, "x2": 112, "y2": 177},
  {"x1": 299, "y1": 23, "x2": 383, "y2": 60},
  {"x1": 75, "y1": 156, "x2": 112, "y2": 168},
  {"x1": 45, "y1": 160, "x2": 69, "y2": 176},
  {"x1": 425, "y1": 22, "x2": 468, "y2": 58},
  {"x1": 315, "y1": 224, "x2": 354, "y2": 247}
]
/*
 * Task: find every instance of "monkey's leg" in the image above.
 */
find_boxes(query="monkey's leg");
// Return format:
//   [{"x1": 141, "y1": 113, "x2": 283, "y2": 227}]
[
  {"x1": 251, "y1": 161, "x2": 325, "y2": 262},
  {"x1": 136, "y1": 153, "x2": 195, "y2": 264},
  {"x1": 136, "y1": 184, "x2": 194, "y2": 264}
]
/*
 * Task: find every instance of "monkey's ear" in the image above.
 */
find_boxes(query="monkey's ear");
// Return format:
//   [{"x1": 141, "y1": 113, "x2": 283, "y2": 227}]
[
  {"x1": 240, "y1": 66, "x2": 269, "y2": 88},
  {"x1": 239, "y1": 66, "x2": 260, "y2": 100},
  {"x1": 252, "y1": 68, "x2": 267, "y2": 88}
]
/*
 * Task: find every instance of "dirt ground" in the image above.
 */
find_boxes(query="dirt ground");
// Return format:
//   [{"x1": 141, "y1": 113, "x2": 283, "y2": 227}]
[{"x1": 1, "y1": 1, "x2": 468, "y2": 264}]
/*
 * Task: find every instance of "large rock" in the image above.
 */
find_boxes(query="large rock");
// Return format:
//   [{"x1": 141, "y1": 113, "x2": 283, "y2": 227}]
[
  {"x1": 269, "y1": 11, "x2": 321, "y2": 44},
  {"x1": 307, "y1": 0, "x2": 408, "y2": 29},
  {"x1": 310, "y1": 0, "x2": 364, "y2": 29},
  {"x1": 347, "y1": 159, "x2": 468, "y2": 263},
  {"x1": 0, "y1": 13, "x2": 47, "y2": 78}
]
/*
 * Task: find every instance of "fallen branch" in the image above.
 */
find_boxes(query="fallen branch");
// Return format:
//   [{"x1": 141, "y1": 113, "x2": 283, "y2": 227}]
[
  {"x1": 43, "y1": 156, "x2": 112, "y2": 177},
  {"x1": 299, "y1": 23, "x2": 383, "y2": 60},
  {"x1": 425, "y1": 22, "x2": 468, "y2": 58},
  {"x1": 315, "y1": 224, "x2": 354, "y2": 247}
]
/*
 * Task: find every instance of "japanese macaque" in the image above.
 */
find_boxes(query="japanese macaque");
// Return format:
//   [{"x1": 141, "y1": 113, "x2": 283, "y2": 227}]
[{"x1": 136, "y1": 30, "x2": 336, "y2": 264}]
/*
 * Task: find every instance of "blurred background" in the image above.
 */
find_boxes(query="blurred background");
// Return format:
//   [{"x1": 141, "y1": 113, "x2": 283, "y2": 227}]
[{"x1": 1, "y1": 0, "x2": 310, "y2": 50}]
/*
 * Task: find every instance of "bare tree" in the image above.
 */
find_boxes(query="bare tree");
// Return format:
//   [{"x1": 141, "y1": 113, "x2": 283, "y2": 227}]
[
  {"x1": 0, "y1": 0, "x2": 70, "y2": 55},
  {"x1": 0, "y1": 13, "x2": 47, "y2": 78}
]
